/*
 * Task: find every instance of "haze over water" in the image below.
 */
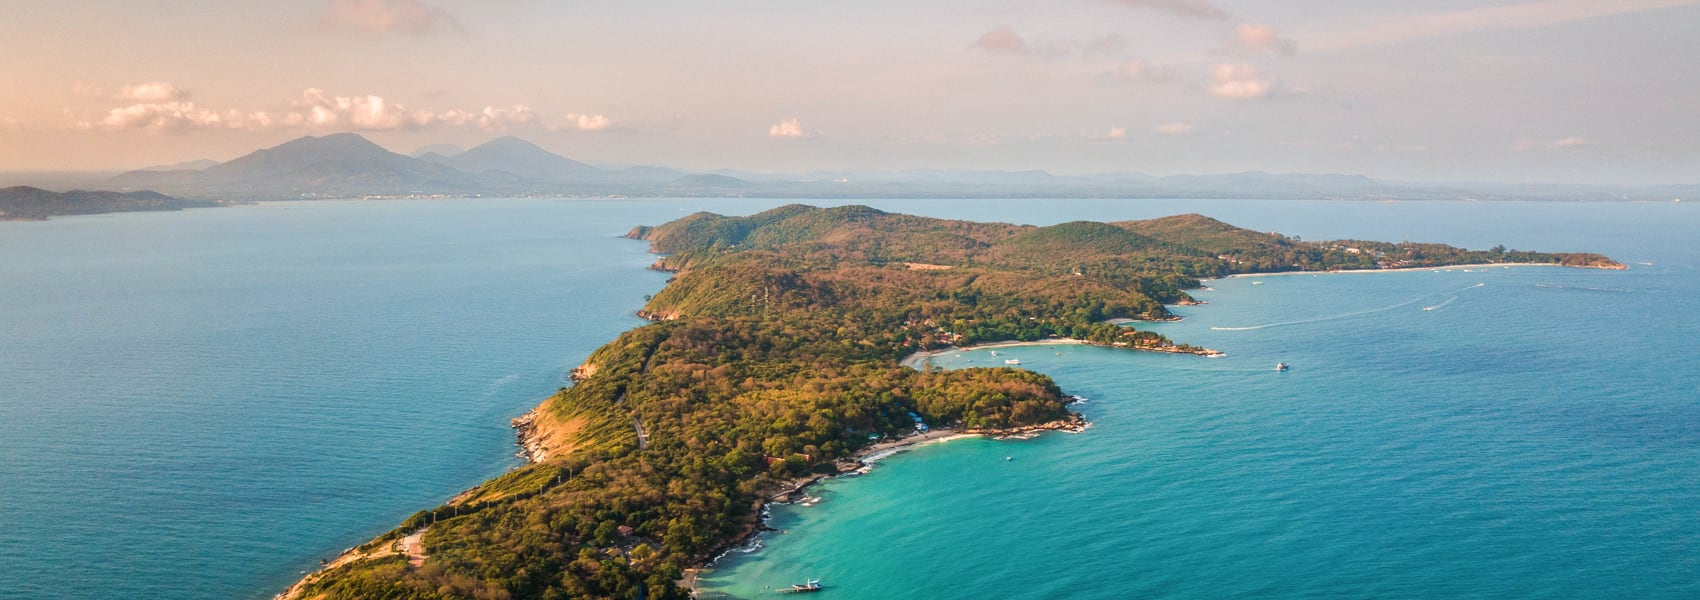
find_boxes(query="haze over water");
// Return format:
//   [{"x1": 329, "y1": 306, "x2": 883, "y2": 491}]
[{"x1": 1, "y1": 198, "x2": 1695, "y2": 599}]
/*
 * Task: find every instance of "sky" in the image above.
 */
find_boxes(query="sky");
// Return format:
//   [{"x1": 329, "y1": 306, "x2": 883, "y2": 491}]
[{"x1": 1, "y1": 0, "x2": 1697, "y2": 184}]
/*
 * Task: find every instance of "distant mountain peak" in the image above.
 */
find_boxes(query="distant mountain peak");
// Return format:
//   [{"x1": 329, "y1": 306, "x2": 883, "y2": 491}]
[
  {"x1": 446, "y1": 136, "x2": 597, "y2": 180},
  {"x1": 410, "y1": 143, "x2": 465, "y2": 159}
]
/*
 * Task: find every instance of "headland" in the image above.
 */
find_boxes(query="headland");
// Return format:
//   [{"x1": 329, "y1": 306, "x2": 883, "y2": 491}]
[{"x1": 283, "y1": 205, "x2": 1617, "y2": 600}]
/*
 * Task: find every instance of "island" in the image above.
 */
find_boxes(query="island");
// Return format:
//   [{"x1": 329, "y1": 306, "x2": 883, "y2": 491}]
[{"x1": 285, "y1": 205, "x2": 1619, "y2": 599}]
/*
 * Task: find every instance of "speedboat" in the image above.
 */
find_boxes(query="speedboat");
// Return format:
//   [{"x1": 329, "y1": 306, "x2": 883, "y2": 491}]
[{"x1": 1275, "y1": 362, "x2": 1289, "y2": 371}]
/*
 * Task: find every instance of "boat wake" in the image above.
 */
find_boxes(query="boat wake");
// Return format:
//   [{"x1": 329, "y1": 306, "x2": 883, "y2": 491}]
[
  {"x1": 1422, "y1": 296, "x2": 1458, "y2": 312},
  {"x1": 1212, "y1": 283, "x2": 1483, "y2": 331},
  {"x1": 1534, "y1": 283, "x2": 1640, "y2": 294}
]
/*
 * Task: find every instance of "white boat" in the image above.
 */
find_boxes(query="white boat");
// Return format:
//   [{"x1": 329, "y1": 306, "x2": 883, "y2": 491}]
[
  {"x1": 1004, "y1": 359, "x2": 1021, "y2": 365},
  {"x1": 1275, "y1": 362, "x2": 1290, "y2": 371}
]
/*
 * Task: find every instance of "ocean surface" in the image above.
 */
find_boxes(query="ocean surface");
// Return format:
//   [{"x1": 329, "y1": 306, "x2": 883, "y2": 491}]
[{"x1": 2, "y1": 198, "x2": 1696, "y2": 599}]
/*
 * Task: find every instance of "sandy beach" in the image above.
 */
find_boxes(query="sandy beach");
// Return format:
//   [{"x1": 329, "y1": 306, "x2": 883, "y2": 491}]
[{"x1": 899, "y1": 338, "x2": 1087, "y2": 369}]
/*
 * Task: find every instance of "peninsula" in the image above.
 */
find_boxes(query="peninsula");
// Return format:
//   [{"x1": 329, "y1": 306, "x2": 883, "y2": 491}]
[
  {"x1": 286, "y1": 205, "x2": 1618, "y2": 599},
  {"x1": 0, "y1": 186, "x2": 219, "y2": 221}
]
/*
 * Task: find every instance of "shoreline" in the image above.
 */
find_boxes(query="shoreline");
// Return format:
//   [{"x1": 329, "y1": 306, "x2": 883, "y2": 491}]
[
  {"x1": 900, "y1": 336, "x2": 1223, "y2": 369},
  {"x1": 1218, "y1": 262, "x2": 1619, "y2": 280},
  {"x1": 694, "y1": 411, "x2": 1088, "y2": 593}
]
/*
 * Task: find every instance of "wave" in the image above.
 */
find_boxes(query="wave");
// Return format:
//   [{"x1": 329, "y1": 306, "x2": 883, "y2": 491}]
[{"x1": 1212, "y1": 283, "x2": 1483, "y2": 331}]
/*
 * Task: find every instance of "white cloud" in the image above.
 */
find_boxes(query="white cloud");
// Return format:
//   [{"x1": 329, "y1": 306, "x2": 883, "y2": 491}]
[
  {"x1": 769, "y1": 118, "x2": 812, "y2": 139},
  {"x1": 1514, "y1": 135, "x2": 1592, "y2": 151},
  {"x1": 1305, "y1": 0, "x2": 1700, "y2": 53},
  {"x1": 1230, "y1": 24, "x2": 1297, "y2": 56},
  {"x1": 321, "y1": 0, "x2": 460, "y2": 34},
  {"x1": 1106, "y1": 0, "x2": 1231, "y2": 20},
  {"x1": 1154, "y1": 122, "x2": 1195, "y2": 135},
  {"x1": 117, "y1": 81, "x2": 188, "y2": 103},
  {"x1": 1087, "y1": 126, "x2": 1130, "y2": 141},
  {"x1": 72, "y1": 83, "x2": 560, "y2": 134},
  {"x1": 556, "y1": 113, "x2": 613, "y2": 131},
  {"x1": 90, "y1": 102, "x2": 222, "y2": 132},
  {"x1": 290, "y1": 89, "x2": 539, "y2": 130},
  {"x1": 1208, "y1": 63, "x2": 1273, "y2": 100}
]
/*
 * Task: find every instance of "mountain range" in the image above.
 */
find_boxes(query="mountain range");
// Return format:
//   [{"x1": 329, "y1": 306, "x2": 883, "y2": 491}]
[{"x1": 18, "y1": 132, "x2": 1695, "y2": 204}]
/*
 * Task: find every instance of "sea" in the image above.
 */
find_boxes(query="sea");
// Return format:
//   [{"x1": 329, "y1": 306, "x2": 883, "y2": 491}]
[{"x1": 1, "y1": 198, "x2": 1695, "y2": 599}]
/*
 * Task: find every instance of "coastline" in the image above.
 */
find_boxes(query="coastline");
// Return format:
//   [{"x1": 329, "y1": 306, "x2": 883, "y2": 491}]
[
  {"x1": 1219, "y1": 262, "x2": 1622, "y2": 280},
  {"x1": 900, "y1": 336, "x2": 1223, "y2": 369},
  {"x1": 694, "y1": 411, "x2": 1088, "y2": 595}
]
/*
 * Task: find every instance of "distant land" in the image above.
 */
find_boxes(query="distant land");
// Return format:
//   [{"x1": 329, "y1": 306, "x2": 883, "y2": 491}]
[
  {"x1": 0, "y1": 186, "x2": 221, "y2": 221},
  {"x1": 0, "y1": 134, "x2": 1694, "y2": 212},
  {"x1": 281, "y1": 205, "x2": 1619, "y2": 600}
]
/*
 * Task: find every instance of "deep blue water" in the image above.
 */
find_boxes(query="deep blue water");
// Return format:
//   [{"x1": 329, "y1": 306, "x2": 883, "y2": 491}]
[{"x1": 2, "y1": 198, "x2": 1695, "y2": 599}]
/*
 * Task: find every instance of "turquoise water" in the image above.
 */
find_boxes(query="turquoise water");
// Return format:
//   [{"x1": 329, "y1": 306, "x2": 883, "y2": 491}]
[
  {"x1": 2, "y1": 198, "x2": 1696, "y2": 598},
  {"x1": 701, "y1": 201, "x2": 1700, "y2": 598},
  {"x1": 0, "y1": 199, "x2": 674, "y2": 599}
]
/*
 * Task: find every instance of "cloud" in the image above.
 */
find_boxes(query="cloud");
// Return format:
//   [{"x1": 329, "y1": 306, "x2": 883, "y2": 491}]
[
  {"x1": 1208, "y1": 63, "x2": 1273, "y2": 100},
  {"x1": 1305, "y1": 0, "x2": 1700, "y2": 53},
  {"x1": 557, "y1": 113, "x2": 613, "y2": 131},
  {"x1": 969, "y1": 24, "x2": 1075, "y2": 59},
  {"x1": 1514, "y1": 135, "x2": 1592, "y2": 151},
  {"x1": 321, "y1": 0, "x2": 460, "y2": 34},
  {"x1": 1154, "y1": 122, "x2": 1195, "y2": 135},
  {"x1": 1112, "y1": 58, "x2": 1173, "y2": 83},
  {"x1": 290, "y1": 88, "x2": 538, "y2": 130},
  {"x1": 116, "y1": 82, "x2": 188, "y2": 103},
  {"x1": 1106, "y1": 0, "x2": 1232, "y2": 20},
  {"x1": 1230, "y1": 24, "x2": 1296, "y2": 56},
  {"x1": 71, "y1": 82, "x2": 564, "y2": 134},
  {"x1": 882, "y1": 132, "x2": 1000, "y2": 145},
  {"x1": 1087, "y1": 126, "x2": 1130, "y2": 141},
  {"x1": 769, "y1": 118, "x2": 815, "y2": 139},
  {"x1": 971, "y1": 25, "x2": 1029, "y2": 55}
]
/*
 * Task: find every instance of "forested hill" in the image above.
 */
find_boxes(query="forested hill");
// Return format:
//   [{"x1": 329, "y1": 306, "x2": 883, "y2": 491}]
[
  {"x1": 632, "y1": 204, "x2": 1620, "y2": 288},
  {"x1": 292, "y1": 206, "x2": 1617, "y2": 600},
  {"x1": 0, "y1": 186, "x2": 218, "y2": 221}
]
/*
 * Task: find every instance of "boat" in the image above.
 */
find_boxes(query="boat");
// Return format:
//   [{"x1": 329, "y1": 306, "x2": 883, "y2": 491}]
[
  {"x1": 787, "y1": 579, "x2": 823, "y2": 593},
  {"x1": 1275, "y1": 362, "x2": 1289, "y2": 371},
  {"x1": 1004, "y1": 359, "x2": 1021, "y2": 365}
]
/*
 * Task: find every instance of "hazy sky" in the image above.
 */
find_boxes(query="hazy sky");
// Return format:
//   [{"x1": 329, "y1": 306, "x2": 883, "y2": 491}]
[{"x1": 2, "y1": 0, "x2": 1697, "y2": 183}]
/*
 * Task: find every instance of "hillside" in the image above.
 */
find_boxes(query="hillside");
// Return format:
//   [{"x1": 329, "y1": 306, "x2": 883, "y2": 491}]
[
  {"x1": 0, "y1": 186, "x2": 218, "y2": 221},
  {"x1": 290, "y1": 206, "x2": 1619, "y2": 600}
]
